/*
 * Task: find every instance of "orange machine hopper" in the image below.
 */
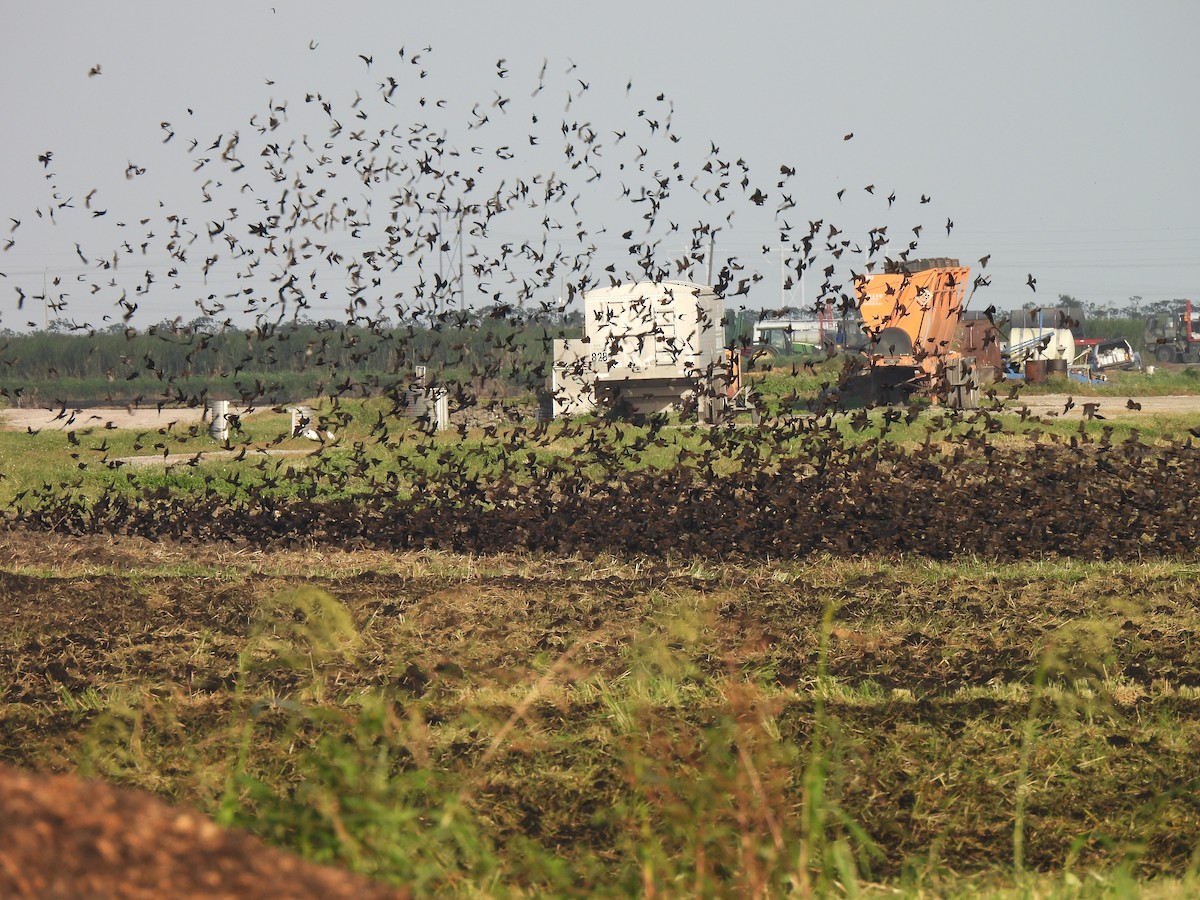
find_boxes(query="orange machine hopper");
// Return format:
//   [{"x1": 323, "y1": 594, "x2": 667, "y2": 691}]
[{"x1": 856, "y1": 263, "x2": 970, "y2": 378}]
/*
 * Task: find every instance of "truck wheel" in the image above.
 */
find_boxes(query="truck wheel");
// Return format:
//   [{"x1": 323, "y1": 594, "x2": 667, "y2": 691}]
[
  {"x1": 879, "y1": 382, "x2": 907, "y2": 405},
  {"x1": 1155, "y1": 345, "x2": 1174, "y2": 363}
]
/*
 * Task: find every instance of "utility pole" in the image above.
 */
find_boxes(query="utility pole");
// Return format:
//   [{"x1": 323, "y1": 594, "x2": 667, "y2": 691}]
[
  {"x1": 436, "y1": 209, "x2": 445, "y2": 303},
  {"x1": 780, "y1": 245, "x2": 786, "y2": 310}
]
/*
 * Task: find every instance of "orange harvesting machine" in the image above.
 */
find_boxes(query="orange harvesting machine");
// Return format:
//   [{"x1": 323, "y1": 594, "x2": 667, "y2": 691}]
[{"x1": 846, "y1": 257, "x2": 979, "y2": 408}]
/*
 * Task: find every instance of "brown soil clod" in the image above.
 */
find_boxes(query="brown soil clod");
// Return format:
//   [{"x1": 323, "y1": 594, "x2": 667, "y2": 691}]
[{"x1": 0, "y1": 763, "x2": 409, "y2": 900}]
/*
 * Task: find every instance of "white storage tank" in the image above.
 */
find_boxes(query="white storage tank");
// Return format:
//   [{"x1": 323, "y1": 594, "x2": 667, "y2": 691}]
[{"x1": 1007, "y1": 326, "x2": 1076, "y2": 363}]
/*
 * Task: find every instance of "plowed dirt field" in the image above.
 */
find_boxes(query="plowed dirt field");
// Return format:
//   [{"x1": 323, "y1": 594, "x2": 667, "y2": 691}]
[{"x1": 3, "y1": 532, "x2": 1200, "y2": 893}]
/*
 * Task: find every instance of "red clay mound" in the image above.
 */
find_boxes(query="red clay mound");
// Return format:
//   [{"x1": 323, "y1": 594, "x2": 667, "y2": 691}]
[{"x1": 0, "y1": 764, "x2": 409, "y2": 900}]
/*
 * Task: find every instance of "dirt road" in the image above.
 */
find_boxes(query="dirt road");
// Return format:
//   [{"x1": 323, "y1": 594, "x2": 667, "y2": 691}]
[
  {"x1": 4, "y1": 395, "x2": 1200, "y2": 436},
  {"x1": 0, "y1": 405, "x2": 262, "y2": 433},
  {"x1": 1010, "y1": 393, "x2": 1200, "y2": 420},
  {"x1": 0, "y1": 405, "x2": 308, "y2": 468}
]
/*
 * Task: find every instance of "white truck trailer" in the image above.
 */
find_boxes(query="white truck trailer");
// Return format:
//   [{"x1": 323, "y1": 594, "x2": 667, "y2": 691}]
[{"x1": 550, "y1": 280, "x2": 733, "y2": 420}]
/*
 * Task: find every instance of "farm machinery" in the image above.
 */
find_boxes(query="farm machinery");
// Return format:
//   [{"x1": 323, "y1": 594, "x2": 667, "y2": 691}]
[
  {"x1": 840, "y1": 258, "x2": 981, "y2": 408},
  {"x1": 1145, "y1": 300, "x2": 1200, "y2": 363},
  {"x1": 549, "y1": 280, "x2": 748, "y2": 422},
  {"x1": 549, "y1": 263, "x2": 990, "y2": 420},
  {"x1": 748, "y1": 303, "x2": 863, "y2": 358},
  {"x1": 1003, "y1": 307, "x2": 1135, "y2": 380}
]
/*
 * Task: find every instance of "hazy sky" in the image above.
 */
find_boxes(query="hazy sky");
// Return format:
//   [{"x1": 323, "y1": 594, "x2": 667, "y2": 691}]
[{"x1": 2, "y1": 1, "x2": 1197, "y2": 330}]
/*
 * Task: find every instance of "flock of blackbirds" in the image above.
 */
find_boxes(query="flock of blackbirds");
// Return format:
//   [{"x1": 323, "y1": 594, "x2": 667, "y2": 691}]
[
  {"x1": 13, "y1": 402, "x2": 1200, "y2": 561},
  {"x1": 2, "y1": 46, "x2": 1198, "y2": 561}
]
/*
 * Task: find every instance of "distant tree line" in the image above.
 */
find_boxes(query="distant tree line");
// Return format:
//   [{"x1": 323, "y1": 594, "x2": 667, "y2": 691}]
[
  {"x1": 0, "y1": 311, "x2": 582, "y2": 406},
  {"x1": 1073, "y1": 295, "x2": 1192, "y2": 321}
]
